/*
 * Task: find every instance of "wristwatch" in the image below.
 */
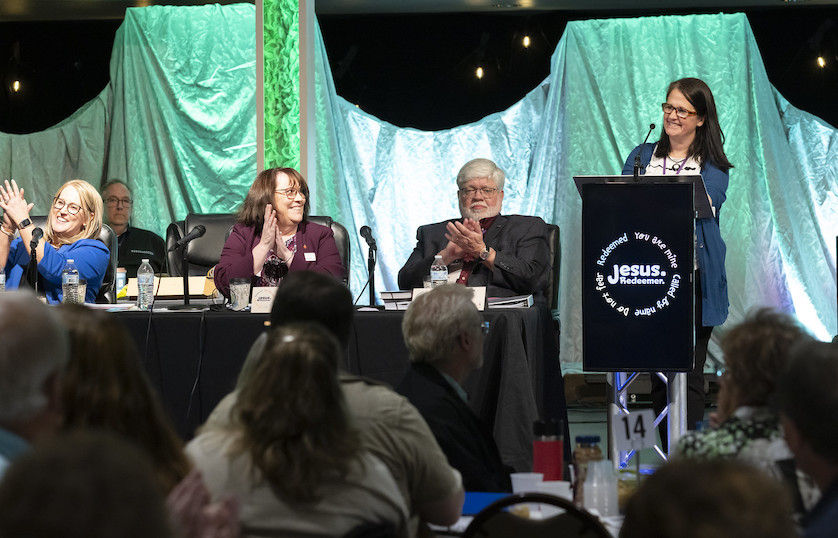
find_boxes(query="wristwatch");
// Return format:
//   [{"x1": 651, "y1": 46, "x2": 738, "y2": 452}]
[
  {"x1": 17, "y1": 218, "x2": 32, "y2": 231},
  {"x1": 478, "y1": 247, "x2": 490, "y2": 261}
]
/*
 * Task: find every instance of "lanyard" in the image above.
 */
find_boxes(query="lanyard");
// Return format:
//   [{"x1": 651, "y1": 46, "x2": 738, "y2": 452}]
[{"x1": 662, "y1": 155, "x2": 688, "y2": 175}]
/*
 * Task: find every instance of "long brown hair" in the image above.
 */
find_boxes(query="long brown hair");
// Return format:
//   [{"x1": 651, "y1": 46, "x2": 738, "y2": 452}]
[
  {"x1": 236, "y1": 168, "x2": 310, "y2": 234},
  {"x1": 654, "y1": 78, "x2": 733, "y2": 172},
  {"x1": 57, "y1": 305, "x2": 191, "y2": 493},
  {"x1": 234, "y1": 323, "x2": 361, "y2": 503}
]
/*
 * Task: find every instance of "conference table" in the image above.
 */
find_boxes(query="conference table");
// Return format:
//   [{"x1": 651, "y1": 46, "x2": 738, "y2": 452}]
[{"x1": 116, "y1": 303, "x2": 568, "y2": 472}]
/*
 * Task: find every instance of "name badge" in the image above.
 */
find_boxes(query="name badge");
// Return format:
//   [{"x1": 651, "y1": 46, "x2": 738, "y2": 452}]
[{"x1": 304, "y1": 252, "x2": 317, "y2": 262}]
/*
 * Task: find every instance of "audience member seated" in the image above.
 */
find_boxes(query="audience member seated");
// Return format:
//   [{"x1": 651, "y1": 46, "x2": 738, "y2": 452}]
[
  {"x1": 187, "y1": 323, "x2": 409, "y2": 537},
  {"x1": 56, "y1": 304, "x2": 191, "y2": 492},
  {"x1": 0, "y1": 179, "x2": 109, "y2": 303},
  {"x1": 398, "y1": 158, "x2": 551, "y2": 303},
  {"x1": 674, "y1": 308, "x2": 819, "y2": 514},
  {"x1": 0, "y1": 431, "x2": 174, "y2": 538},
  {"x1": 777, "y1": 340, "x2": 838, "y2": 538},
  {"x1": 0, "y1": 291, "x2": 68, "y2": 479},
  {"x1": 620, "y1": 459, "x2": 797, "y2": 538},
  {"x1": 101, "y1": 179, "x2": 166, "y2": 277},
  {"x1": 397, "y1": 284, "x2": 512, "y2": 492},
  {"x1": 213, "y1": 167, "x2": 345, "y2": 298},
  {"x1": 202, "y1": 270, "x2": 464, "y2": 538}
]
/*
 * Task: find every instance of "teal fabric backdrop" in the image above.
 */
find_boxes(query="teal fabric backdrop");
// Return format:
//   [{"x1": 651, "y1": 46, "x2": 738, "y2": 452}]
[{"x1": 1, "y1": 9, "x2": 836, "y2": 370}]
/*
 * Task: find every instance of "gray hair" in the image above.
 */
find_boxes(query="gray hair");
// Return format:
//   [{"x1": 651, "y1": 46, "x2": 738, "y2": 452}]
[
  {"x1": 402, "y1": 284, "x2": 482, "y2": 365},
  {"x1": 456, "y1": 158, "x2": 505, "y2": 191},
  {"x1": 0, "y1": 291, "x2": 69, "y2": 423},
  {"x1": 101, "y1": 179, "x2": 132, "y2": 197}
]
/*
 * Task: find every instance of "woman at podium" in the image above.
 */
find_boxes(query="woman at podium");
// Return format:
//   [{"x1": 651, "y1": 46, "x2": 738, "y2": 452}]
[{"x1": 621, "y1": 77, "x2": 733, "y2": 445}]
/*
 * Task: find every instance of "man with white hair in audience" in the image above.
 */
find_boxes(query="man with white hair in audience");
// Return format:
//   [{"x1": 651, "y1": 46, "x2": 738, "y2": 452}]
[
  {"x1": 397, "y1": 284, "x2": 511, "y2": 492},
  {"x1": 0, "y1": 291, "x2": 68, "y2": 478}
]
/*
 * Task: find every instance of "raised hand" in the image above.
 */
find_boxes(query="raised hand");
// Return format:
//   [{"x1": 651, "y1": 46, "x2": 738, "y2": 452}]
[
  {"x1": 0, "y1": 179, "x2": 34, "y2": 228},
  {"x1": 445, "y1": 219, "x2": 485, "y2": 258}
]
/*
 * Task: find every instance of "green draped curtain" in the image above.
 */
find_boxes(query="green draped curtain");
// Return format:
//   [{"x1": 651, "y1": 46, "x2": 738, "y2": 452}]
[{"x1": 1, "y1": 10, "x2": 835, "y2": 370}]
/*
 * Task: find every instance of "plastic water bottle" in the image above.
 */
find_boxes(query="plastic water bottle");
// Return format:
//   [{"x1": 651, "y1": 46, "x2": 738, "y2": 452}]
[
  {"x1": 0, "y1": 267, "x2": 5, "y2": 292},
  {"x1": 61, "y1": 259, "x2": 80, "y2": 304},
  {"x1": 430, "y1": 255, "x2": 448, "y2": 287},
  {"x1": 137, "y1": 258, "x2": 154, "y2": 311}
]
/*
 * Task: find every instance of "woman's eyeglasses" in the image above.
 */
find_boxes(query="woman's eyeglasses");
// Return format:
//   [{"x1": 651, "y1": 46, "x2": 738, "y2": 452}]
[
  {"x1": 661, "y1": 103, "x2": 698, "y2": 119},
  {"x1": 275, "y1": 188, "x2": 306, "y2": 200},
  {"x1": 53, "y1": 197, "x2": 84, "y2": 215}
]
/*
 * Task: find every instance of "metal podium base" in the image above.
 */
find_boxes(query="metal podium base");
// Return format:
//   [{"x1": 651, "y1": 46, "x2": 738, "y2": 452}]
[{"x1": 606, "y1": 371, "x2": 687, "y2": 467}]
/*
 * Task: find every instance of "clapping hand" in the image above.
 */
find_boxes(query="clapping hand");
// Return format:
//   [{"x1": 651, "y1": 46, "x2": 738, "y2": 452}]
[
  {"x1": 445, "y1": 218, "x2": 485, "y2": 258},
  {"x1": 0, "y1": 180, "x2": 34, "y2": 229}
]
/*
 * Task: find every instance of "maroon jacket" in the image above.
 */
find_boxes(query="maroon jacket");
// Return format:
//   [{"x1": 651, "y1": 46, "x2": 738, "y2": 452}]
[{"x1": 214, "y1": 220, "x2": 345, "y2": 297}]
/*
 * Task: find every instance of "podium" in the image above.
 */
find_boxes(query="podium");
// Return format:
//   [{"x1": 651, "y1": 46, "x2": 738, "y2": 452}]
[{"x1": 574, "y1": 174, "x2": 711, "y2": 463}]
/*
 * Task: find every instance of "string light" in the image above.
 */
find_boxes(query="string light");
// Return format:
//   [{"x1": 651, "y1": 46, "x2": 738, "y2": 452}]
[
  {"x1": 522, "y1": 35, "x2": 531, "y2": 48},
  {"x1": 817, "y1": 56, "x2": 826, "y2": 68},
  {"x1": 12, "y1": 80, "x2": 20, "y2": 92},
  {"x1": 476, "y1": 66, "x2": 484, "y2": 79}
]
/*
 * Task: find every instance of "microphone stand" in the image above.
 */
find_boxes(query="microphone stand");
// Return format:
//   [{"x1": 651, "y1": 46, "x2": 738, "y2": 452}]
[
  {"x1": 29, "y1": 239, "x2": 38, "y2": 296},
  {"x1": 634, "y1": 123, "x2": 656, "y2": 182},
  {"x1": 167, "y1": 243, "x2": 204, "y2": 311},
  {"x1": 367, "y1": 243, "x2": 376, "y2": 307}
]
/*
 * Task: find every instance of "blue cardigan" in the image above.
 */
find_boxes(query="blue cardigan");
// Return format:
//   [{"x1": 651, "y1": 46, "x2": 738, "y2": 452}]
[
  {"x1": 622, "y1": 143, "x2": 729, "y2": 327},
  {"x1": 5, "y1": 237, "x2": 110, "y2": 304}
]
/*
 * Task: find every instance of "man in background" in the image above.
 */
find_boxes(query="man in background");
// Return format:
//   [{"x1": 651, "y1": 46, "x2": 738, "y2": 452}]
[
  {"x1": 398, "y1": 284, "x2": 511, "y2": 492},
  {"x1": 0, "y1": 291, "x2": 68, "y2": 479},
  {"x1": 778, "y1": 340, "x2": 838, "y2": 538},
  {"x1": 101, "y1": 179, "x2": 166, "y2": 277}
]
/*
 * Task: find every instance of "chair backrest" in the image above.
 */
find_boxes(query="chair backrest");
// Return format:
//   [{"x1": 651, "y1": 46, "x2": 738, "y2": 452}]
[
  {"x1": 30, "y1": 216, "x2": 118, "y2": 303},
  {"x1": 545, "y1": 223, "x2": 561, "y2": 311},
  {"x1": 463, "y1": 492, "x2": 610, "y2": 538},
  {"x1": 308, "y1": 215, "x2": 351, "y2": 286},
  {"x1": 165, "y1": 213, "x2": 236, "y2": 277}
]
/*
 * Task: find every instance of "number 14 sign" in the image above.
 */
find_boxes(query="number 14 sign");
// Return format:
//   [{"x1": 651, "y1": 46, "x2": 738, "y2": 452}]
[{"x1": 613, "y1": 409, "x2": 657, "y2": 453}]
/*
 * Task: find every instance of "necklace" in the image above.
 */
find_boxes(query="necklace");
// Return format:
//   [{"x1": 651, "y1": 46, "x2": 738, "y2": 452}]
[{"x1": 663, "y1": 154, "x2": 688, "y2": 175}]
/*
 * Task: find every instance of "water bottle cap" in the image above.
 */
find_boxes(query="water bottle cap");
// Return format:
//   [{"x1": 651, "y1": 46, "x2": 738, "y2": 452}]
[
  {"x1": 142, "y1": 258, "x2": 149, "y2": 263},
  {"x1": 575, "y1": 435, "x2": 601, "y2": 445},
  {"x1": 67, "y1": 259, "x2": 74, "y2": 263}
]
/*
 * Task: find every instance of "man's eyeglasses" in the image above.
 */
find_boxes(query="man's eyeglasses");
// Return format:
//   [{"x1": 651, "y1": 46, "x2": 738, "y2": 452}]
[
  {"x1": 459, "y1": 187, "x2": 499, "y2": 198},
  {"x1": 53, "y1": 197, "x2": 84, "y2": 215},
  {"x1": 275, "y1": 188, "x2": 306, "y2": 200},
  {"x1": 104, "y1": 197, "x2": 133, "y2": 208},
  {"x1": 661, "y1": 103, "x2": 698, "y2": 119}
]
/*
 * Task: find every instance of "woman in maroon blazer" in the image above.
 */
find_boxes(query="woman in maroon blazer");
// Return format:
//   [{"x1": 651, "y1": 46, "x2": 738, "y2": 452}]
[{"x1": 214, "y1": 167, "x2": 345, "y2": 298}]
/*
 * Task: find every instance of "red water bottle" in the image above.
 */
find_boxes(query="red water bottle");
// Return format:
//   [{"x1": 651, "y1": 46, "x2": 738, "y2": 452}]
[{"x1": 533, "y1": 419, "x2": 563, "y2": 481}]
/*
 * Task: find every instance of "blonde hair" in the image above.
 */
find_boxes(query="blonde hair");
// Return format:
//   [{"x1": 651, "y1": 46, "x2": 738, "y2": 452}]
[{"x1": 44, "y1": 180, "x2": 103, "y2": 246}]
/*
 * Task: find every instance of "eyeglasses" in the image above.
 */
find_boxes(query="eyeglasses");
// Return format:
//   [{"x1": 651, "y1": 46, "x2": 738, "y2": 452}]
[
  {"x1": 459, "y1": 187, "x2": 499, "y2": 198},
  {"x1": 274, "y1": 188, "x2": 306, "y2": 200},
  {"x1": 661, "y1": 103, "x2": 698, "y2": 119},
  {"x1": 104, "y1": 196, "x2": 133, "y2": 207},
  {"x1": 53, "y1": 197, "x2": 84, "y2": 215},
  {"x1": 481, "y1": 321, "x2": 490, "y2": 336}
]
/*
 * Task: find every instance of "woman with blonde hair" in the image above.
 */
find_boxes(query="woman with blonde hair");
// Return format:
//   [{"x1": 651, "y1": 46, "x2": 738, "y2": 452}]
[
  {"x1": 187, "y1": 323, "x2": 408, "y2": 537},
  {"x1": 0, "y1": 179, "x2": 108, "y2": 303}
]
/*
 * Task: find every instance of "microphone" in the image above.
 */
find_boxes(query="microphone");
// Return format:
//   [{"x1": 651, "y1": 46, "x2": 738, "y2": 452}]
[
  {"x1": 360, "y1": 225, "x2": 377, "y2": 251},
  {"x1": 30, "y1": 227, "x2": 43, "y2": 249},
  {"x1": 168, "y1": 225, "x2": 206, "y2": 252},
  {"x1": 633, "y1": 123, "x2": 656, "y2": 180}
]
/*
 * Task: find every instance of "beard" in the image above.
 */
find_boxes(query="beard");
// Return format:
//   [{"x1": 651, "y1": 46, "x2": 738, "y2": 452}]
[{"x1": 460, "y1": 200, "x2": 501, "y2": 221}]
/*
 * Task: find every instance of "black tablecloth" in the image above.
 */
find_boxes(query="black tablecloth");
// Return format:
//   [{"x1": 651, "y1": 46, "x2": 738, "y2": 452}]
[{"x1": 117, "y1": 305, "x2": 568, "y2": 471}]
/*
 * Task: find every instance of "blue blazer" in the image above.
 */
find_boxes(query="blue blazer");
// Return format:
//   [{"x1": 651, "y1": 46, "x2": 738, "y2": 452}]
[{"x1": 622, "y1": 143, "x2": 729, "y2": 327}]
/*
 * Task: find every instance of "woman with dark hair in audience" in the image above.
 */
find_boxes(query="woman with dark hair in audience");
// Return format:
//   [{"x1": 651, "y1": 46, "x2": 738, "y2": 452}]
[
  {"x1": 56, "y1": 305, "x2": 239, "y2": 538},
  {"x1": 213, "y1": 167, "x2": 345, "y2": 298},
  {"x1": 0, "y1": 179, "x2": 109, "y2": 303},
  {"x1": 58, "y1": 305, "x2": 191, "y2": 492},
  {"x1": 186, "y1": 323, "x2": 408, "y2": 537}
]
